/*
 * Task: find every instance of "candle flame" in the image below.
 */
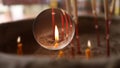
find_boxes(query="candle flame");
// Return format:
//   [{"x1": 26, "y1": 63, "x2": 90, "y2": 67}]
[
  {"x1": 17, "y1": 36, "x2": 21, "y2": 43},
  {"x1": 87, "y1": 40, "x2": 91, "y2": 48},
  {"x1": 55, "y1": 25, "x2": 59, "y2": 42}
]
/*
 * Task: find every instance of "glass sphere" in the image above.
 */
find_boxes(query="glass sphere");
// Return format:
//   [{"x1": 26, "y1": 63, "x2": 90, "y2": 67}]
[{"x1": 33, "y1": 8, "x2": 75, "y2": 50}]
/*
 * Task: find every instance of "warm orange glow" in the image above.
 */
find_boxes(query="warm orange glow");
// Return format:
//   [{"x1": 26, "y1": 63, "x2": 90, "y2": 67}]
[
  {"x1": 57, "y1": 50, "x2": 64, "y2": 59},
  {"x1": 17, "y1": 36, "x2": 23, "y2": 55},
  {"x1": 85, "y1": 40, "x2": 91, "y2": 59},
  {"x1": 17, "y1": 36, "x2": 21, "y2": 43},
  {"x1": 87, "y1": 40, "x2": 91, "y2": 48},
  {"x1": 55, "y1": 25, "x2": 59, "y2": 42}
]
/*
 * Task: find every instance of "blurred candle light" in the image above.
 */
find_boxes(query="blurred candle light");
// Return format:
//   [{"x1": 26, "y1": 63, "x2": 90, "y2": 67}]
[
  {"x1": 54, "y1": 25, "x2": 59, "y2": 48},
  {"x1": 55, "y1": 25, "x2": 59, "y2": 42},
  {"x1": 57, "y1": 50, "x2": 64, "y2": 59},
  {"x1": 54, "y1": 25, "x2": 64, "y2": 58},
  {"x1": 17, "y1": 36, "x2": 23, "y2": 55},
  {"x1": 85, "y1": 40, "x2": 91, "y2": 59}
]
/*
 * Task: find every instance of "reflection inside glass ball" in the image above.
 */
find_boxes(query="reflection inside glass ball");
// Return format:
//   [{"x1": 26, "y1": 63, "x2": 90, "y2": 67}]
[{"x1": 33, "y1": 8, "x2": 75, "y2": 50}]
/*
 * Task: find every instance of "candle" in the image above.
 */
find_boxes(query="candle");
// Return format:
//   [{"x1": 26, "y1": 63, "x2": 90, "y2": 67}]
[
  {"x1": 85, "y1": 40, "x2": 91, "y2": 59},
  {"x1": 54, "y1": 25, "x2": 59, "y2": 48},
  {"x1": 91, "y1": 0, "x2": 100, "y2": 46},
  {"x1": 104, "y1": 0, "x2": 110, "y2": 57},
  {"x1": 17, "y1": 36, "x2": 23, "y2": 55},
  {"x1": 53, "y1": 25, "x2": 64, "y2": 58},
  {"x1": 57, "y1": 50, "x2": 64, "y2": 59}
]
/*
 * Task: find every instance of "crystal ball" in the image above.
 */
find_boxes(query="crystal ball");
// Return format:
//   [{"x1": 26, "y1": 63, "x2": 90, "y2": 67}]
[{"x1": 33, "y1": 8, "x2": 75, "y2": 50}]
